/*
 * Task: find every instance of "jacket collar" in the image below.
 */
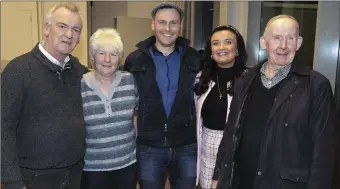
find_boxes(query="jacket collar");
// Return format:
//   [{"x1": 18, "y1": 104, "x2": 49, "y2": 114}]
[{"x1": 243, "y1": 58, "x2": 310, "y2": 81}]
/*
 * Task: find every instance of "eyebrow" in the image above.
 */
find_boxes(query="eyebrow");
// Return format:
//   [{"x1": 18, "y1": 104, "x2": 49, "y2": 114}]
[
  {"x1": 272, "y1": 32, "x2": 297, "y2": 35},
  {"x1": 56, "y1": 22, "x2": 82, "y2": 29},
  {"x1": 157, "y1": 19, "x2": 180, "y2": 22},
  {"x1": 212, "y1": 38, "x2": 235, "y2": 41}
]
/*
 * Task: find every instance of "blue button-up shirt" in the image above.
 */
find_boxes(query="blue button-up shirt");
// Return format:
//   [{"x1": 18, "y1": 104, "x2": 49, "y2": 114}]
[{"x1": 149, "y1": 45, "x2": 183, "y2": 118}]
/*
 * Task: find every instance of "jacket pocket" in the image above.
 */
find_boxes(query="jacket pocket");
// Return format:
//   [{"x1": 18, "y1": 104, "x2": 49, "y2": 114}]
[
  {"x1": 279, "y1": 167, "x2": 308, "y2": 189},
  {"x1": 183, "y1": 143, "x2": 197, "y2": 153},
  {"x1": 130, "y1": 65, "x2": 146, "y2": 72},
  {"x1": 280, "y1": 168, "x2": 309, "y2": 182},
  {"x1": 21, "y1": 171, "x2": 40, "y2": 188}
]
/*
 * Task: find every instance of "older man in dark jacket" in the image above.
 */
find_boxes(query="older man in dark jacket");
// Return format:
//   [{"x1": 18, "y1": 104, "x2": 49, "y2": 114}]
[{"x1": 213, "y1": 15, "x2": 336, "y2": 189}]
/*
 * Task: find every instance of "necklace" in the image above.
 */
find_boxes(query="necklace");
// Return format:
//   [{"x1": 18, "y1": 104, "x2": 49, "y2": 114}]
[{"x1": 216, "y1": 71, "x2": 229, "y2": 99}]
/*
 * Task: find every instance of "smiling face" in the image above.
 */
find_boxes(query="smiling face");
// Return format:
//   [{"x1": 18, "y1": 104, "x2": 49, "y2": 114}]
[
  {"x1": 151, "y1": 8, "x2": 182, "y2": 49},
  {"x1": 43, "y1": 7, "x2": 82, "y2": 62},
  {"x1": 210, "y1": 30, "x2": 238, "y2": 68},
  {"x1": 91, "y1": 44, "x2": 120, "y2": 78},
  {"x1": 260, "y1": 17, "x2": 303, "y2": 68}
]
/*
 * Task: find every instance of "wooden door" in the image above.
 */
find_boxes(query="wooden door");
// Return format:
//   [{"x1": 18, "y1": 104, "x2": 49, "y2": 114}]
[{"x1": 1, "y1": 2, "x2": 39, "y2": 70}]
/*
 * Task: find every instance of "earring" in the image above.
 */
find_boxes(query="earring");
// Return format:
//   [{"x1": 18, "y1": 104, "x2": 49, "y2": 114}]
[
  {"x1": 236, "y1": 51, "x2": 239, "y2": 56},
  {"x1": 211, "y1": 55, "x2": 213, "y2": 59}
]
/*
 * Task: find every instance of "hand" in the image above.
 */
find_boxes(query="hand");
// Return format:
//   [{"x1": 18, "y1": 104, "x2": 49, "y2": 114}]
[{"x1": 211, "y1": 180, "x2": 218, "y2": 189}]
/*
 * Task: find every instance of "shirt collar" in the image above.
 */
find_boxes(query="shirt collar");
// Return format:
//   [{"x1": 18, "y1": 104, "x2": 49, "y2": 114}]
[
  {"x1": 260, "y1": 61, "x2": 291, "y2": 78},
  {"x1": 38, "y1": 42, "x2": 70, "y2": 68}
]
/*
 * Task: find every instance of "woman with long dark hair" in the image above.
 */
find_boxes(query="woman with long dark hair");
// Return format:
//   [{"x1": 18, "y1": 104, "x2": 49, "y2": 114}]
[{"x1": 194, "y1": 25, "x2": 248, "y2": 189}]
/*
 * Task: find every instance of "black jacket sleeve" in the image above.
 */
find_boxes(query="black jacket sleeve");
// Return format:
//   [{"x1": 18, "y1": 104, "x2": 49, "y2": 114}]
[
  {"x1": 212, "y1": 74, "x2": 245, "y2": 181},
  {"x1": 1, "y1": 60, "x2": 28, "y2": 189},
  {"x1": 307, "y1": 74, "x2": 336, "y2": 189},
  {"x1": 212, "y1": 121, "x2": 234, "y2": 180},
  {"x1": 124, "y1": 53, "x2": 133, "y2": 72}
]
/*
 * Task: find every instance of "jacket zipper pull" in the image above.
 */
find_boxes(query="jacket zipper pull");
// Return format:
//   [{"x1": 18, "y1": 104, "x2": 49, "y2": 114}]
[{"x1": 57, "y1": 70, "x2": 62, "y2": 80}]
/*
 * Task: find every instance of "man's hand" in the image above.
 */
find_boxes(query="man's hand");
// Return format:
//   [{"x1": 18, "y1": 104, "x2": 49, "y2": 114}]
[{"x1": 211, "y1": 180, "x2": 218, "y2": 189}]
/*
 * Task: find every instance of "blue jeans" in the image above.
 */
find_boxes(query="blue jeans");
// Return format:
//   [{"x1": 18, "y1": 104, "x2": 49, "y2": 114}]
[{"x1": 137, "y1": 143, "x2": 197, "y2": 189}]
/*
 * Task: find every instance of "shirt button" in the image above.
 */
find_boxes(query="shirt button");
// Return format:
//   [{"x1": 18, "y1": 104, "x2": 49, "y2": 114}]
[
  {"x1": 257, "y1": 171, "x2": 262, "y2": 176},
  {"x1": 285, "y1": 123, "x2": 289, "y2": 126}
]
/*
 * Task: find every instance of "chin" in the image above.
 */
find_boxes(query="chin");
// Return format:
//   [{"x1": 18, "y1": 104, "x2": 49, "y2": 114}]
[
  {"x1": 159, "y1": 39, "x2": 176, "y2": 46},
  {"x1": 59, "y1": 49, "x2": 73, "y2": 55},
  {"x1": 217, "y1": 59, "x2": 233, "y2": 65},
  {"x1": 275, "y1": 62, "x2": 291, "y2": 67}
]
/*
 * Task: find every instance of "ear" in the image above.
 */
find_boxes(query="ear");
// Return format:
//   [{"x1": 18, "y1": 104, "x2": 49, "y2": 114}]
[
  {"x1": 90, "y1": 55, "x2": 95, "y2": 68},
  {"x1": 43, "y1": 23, "x2": 50, "y2": 38},
  {"x1": 151, "y1": 20, "x2": 155, "y2": 32},
  {"x1": 296, "y1": 36, "x2": 303, "y2": 51},
  {"x1": 260, "y1": 36, "x2": 267, "y2": 50}
]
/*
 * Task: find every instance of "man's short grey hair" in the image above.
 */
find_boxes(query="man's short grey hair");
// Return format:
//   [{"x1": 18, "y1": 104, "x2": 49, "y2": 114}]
[
  {"x1": 89, "y1": 28, "x2": 124, "y2": 60},
  {"x1": 263, "y1": 14, "x2": 300, "y2": 38},
  {"x1": 44, "y1": 3, "x2": 81, "y2": 24}
]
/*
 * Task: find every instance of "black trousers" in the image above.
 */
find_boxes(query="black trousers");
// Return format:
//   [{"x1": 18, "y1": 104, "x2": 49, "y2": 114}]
[
  {"x1": 80, "y1": 163, "x2": 137, "y2": 189},
  {"x1": 21, "y1": 160, "x2": 84, "y2": 189}
]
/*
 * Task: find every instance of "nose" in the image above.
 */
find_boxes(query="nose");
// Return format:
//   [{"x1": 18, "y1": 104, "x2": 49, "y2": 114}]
[
  {"x1": 165, "y1": 23, "x2": 170, "y2": 31},
  {"x1": 65, "y1": 28, "x2": 73, "y2": 39},
  {"x1": 280, "y1": 38, "x2": 287, "y2": 49},
  {"x1": 219, "y1": 43, "x2": 227, "y2": 50},
  {"x1": 104, "y1": 54, "x2": 111, "y2": 62}
]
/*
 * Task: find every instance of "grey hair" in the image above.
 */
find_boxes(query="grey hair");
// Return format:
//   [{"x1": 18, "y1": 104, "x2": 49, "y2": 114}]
[
  {"x1": 263, "y1": 14, "x2": 300, "y2": 38},
  {"x1": 89, "y1": 28, "x2": 124, "y2": 60},
  {"x1": 44, "y1": 3, "x2": 81, "y2": 24}
]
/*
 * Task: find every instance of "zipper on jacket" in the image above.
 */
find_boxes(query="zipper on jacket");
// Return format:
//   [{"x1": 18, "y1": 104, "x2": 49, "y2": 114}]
[
  {"x1": 164, "y1": 124, "x2": 168, "y2": 146},
  {"x1": 164, "y1": 137, "x2": 168, "y2": 146},
  {"x1": 57, "y1": 70, "x2": 62, "y2": 80},
  {"x1": 56, "y1": 63, "x2": 72, "y2": 85}
]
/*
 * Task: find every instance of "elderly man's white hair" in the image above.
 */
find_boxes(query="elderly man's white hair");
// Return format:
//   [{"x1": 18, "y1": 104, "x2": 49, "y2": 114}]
[
  {"x1": 44, "y1": 3, "x2": 82, "y2": 25},
  {"x1": 89, "y1": 28, "x2": 124, "y2": 60},
  {"x1": 263, "y1": 14, "x2": 300, "y2": 38}
]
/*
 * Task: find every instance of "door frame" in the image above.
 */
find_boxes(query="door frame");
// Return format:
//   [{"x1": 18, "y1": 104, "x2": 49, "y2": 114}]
[{"x1": 336, "y1": 38, "x2": 340, "y2": 112}]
